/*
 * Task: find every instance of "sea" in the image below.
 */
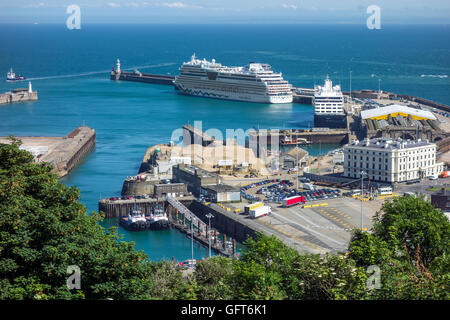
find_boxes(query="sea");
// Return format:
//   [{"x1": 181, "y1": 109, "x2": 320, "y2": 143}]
[{"x1": 0, "y1": 24, "x2": 449, "y2": 261}]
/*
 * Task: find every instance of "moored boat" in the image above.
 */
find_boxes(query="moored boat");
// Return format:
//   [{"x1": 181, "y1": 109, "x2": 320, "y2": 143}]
[
  {"x1": 148, "y1": 205, "x2": 171, "y2": 230},
  {"x1": 119, "y1": 206, "x2": 150, "y2": 231}
]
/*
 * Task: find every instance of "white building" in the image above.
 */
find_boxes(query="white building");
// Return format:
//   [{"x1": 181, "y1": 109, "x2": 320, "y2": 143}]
[{"x1": 343, "y1": 138, "x2": 444, "y2": 183}]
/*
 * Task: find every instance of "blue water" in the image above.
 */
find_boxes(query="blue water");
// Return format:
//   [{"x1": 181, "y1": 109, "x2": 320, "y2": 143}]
[{"x1": 0, "y1": 24, "x2": 449, "y2": 260}]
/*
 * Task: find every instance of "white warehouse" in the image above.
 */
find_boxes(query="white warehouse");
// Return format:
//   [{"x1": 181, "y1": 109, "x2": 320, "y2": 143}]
[{"x1": 343, "y1": 138, "x2": 444, "y2": 183}]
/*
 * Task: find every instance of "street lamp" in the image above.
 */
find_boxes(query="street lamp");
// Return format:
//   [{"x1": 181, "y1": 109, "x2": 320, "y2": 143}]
[
  {"x1": 360, "y1": 171, "x2": 367, "y2": 231},
  {"x1": 296, "y1": 147, "x2": 299, "y2": 190},
  {"x1": 205, "y1": 213, "x2": 214, "y2": 258},
  {"x1": 349, "y1": 70, "x2": 352, "y2": 101},
  {"x1": 191, "y1": 217, "x2": 196, "y2": 261}
]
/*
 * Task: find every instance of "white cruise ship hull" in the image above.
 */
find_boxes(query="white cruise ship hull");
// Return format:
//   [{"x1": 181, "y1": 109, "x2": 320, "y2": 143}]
[{"x1": 175, "y1": 84, "x2": 293, "y2": 104}]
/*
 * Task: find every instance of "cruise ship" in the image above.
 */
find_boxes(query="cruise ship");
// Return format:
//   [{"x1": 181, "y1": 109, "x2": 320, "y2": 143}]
[
  {"x1": 313, "y1": 76, "x2": 347, "y2": 128},
  {"x1": 174, "y1": 54, "x2": 293, "y2": 103}
]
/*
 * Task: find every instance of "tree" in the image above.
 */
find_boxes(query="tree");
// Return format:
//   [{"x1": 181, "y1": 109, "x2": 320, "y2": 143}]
[
  {"x1": 194, "y1": 256, "x2": 233, "y2": 300},
  {"x1": 372, "y1": 196, "x2": 450, "y2": 266},
  {"x1": 348, "y1": 196, "x2": 450, "y2": 299},
  {"x1": 0, "y1": 138, "x2": 154, "y2": 299},
  {"x1": 231, "y1": 234, "x2": 368, "y2": 300}
]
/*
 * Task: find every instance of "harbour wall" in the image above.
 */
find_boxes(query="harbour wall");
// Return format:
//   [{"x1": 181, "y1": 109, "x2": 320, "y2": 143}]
[
  {"x1": 111, "y1": 70, "x2": 175, "y2": 85},
  {"x1": 98, "y1": 197, "x2": 259, "y2": 243},
  {"x1": 0, "y1": 90, "x2": 38, "y2": 105},
  {"x1": 98, "y1": 197, "x2": 194, "y2": 218},
  {"x1": 187, "y1": 201, "x2": 258, "y2": 243},
  {"x1": 0, "y1": 126, "x2": 95, "y2": 178},
  {"x1": 61, "y1": 128, "x2": 96, "y2": 177}
]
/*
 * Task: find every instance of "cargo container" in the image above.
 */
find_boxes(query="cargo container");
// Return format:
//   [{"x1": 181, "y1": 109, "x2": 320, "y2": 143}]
[
  {"x1": 250, "y1": 205, "x2": 271, "y2": 219},
  {"x1": 244, "y1": 202, "x2": 263, "y2": 213},
  {"x1": 282, "y1": 195, "x2": 305, "y2": 207}
]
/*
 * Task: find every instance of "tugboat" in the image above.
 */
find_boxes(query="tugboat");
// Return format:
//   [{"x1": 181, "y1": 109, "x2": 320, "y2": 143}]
[
  {"x1": 119, "y1": 206, "x2": 150, "y2": 231},
  {"x1": 7, "y1": 68, "x2": 25, "y2": 82},
  {"x1": 148, "y1": 205, "x2": 171, "y2": 230}
]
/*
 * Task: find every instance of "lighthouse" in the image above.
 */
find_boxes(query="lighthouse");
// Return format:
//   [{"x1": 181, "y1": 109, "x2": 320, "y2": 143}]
[
  {"x1": 116, "y1": 59, "x2": 121, "y2": 73},
  {"x1": 28, "y1": 81, "x2": 33, "y2": 93}
]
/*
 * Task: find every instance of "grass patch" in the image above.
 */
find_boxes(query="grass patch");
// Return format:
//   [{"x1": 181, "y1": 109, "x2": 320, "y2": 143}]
[{"x1": 427, "y1": 186, "x2": 450, "y2": 192}]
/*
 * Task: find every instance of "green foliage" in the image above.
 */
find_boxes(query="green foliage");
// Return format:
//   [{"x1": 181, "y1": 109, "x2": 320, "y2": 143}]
[
  {"x1": 348, "y1": 230, "x2": 392, "y2": 266},
  {"x1": 194, "y1": 256, "x2": 233, "y2": 300},
  {"x1": 0, "y1": 140, "x2": 153, "y2": 300},
  {"x1": 230, "y1": 234, "x2": 368, "y2": 300},
  {"x1": 293, "y1": 253, "x2": 368, "y2": 300},
  {"x1": 349, "y1": 196, "x2": 450, "y2": 299},
  {"x1": 373, "y1": 196, "x2": 450, "y2": 266},
  {"x1": 147, "y1": 261, "x2": 196, "y2": 300}
]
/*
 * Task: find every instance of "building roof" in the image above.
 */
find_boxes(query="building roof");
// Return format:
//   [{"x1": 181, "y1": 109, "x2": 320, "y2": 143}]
[
  {"x1": 361, "y1": 104, "x2": 436, "y2": 121},
  {"x1": 345, "y1": 138, "x2": 434, "y2": 150},
  {"x1": 205, "y1": 184, "x2": 240, "y2": 193},
  {"x1": 177, "y1": 164, "x2": 216, "y2": 178}
]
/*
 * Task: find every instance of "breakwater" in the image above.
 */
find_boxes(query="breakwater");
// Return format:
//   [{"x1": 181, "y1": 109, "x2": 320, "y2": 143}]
[
  {"x1": 111, "y1": 69, "x2": 174, "y2": 85},
  {"x1": 0, "y1": 126, "x2": 95, "y2": 178},
  {"x1": 0, "y1": 87, "x2": 37, "y2": 105}
]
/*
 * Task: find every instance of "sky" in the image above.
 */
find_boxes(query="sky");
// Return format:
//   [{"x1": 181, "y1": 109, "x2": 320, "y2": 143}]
[{"x1": 0, "y1": 0, "x2": 449, "y2": 24}]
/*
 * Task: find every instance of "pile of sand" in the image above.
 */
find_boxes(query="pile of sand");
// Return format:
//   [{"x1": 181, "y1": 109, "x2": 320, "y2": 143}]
[{"x1": 143, "y1": 143, "x2": 271, "y2": 176}]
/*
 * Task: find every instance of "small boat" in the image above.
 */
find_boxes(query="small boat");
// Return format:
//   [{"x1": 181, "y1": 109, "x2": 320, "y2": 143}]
[
  {"x1": 119, "y1": 206, "x2": 150, "y2": 231},
  {"x1": 280, "y1": 136, "x2": 310, "y2": 145},
  {"x1": 147, "y1": 205, "x2": 171, "y2": 230},
  {"x1": 7, "y1": 68, "x2": 25, "y2": 82}
]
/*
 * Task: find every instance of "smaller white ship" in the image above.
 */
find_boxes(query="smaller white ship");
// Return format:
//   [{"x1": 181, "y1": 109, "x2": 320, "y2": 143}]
[
  {"x1": 7, "y1": 68, "x2": 25, "y2": 82},
  {"x1": 313, "y1": 75, "x2": 346, "y2": 128}
]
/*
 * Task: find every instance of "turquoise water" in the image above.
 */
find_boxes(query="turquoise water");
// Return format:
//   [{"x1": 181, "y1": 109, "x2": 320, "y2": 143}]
[{"x1": 0, "y1": 24, "x2": 449, "y2": 260}]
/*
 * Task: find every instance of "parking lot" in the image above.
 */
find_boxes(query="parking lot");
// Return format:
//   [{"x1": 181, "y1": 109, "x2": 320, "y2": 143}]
[
  {"x1": 230, "y1": 179, "x2": 386, "y2": 254},
  {"x1": 241, "y1": 197, "x2": 380, "y2": 254},
  {"x1": 240, "y1": 178, "x2": 343, "y2": 204}
]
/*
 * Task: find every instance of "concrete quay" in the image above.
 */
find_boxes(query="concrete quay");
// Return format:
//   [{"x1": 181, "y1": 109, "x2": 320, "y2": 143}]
[
  {"x1": 0, "y1": 126, "x2": 96, "y2": 178},
  {"x1": 0, "y1": 86, "x2": 38, "y2": 105}
]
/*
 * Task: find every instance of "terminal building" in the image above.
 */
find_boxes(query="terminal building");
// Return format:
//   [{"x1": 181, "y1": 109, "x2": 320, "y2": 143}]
[
  {"x1": 172, "y1": 164, "x2": 221, "y2": 196},
  {"x1": 343, "y1": 138, "x2": 444, "y2": 183},
  {"x1": 201, "y1": 184, "x2": 241, "y2": 203},
  {"x1": 360, "y1": 104, "x2": 446, "y2": 142}
]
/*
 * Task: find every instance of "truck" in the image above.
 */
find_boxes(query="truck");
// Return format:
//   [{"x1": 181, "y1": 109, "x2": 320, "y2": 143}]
[
  {"x1": 250, "y1": 205, "x2": 271, "y2": 219},
  {"x1": 282, "y1": 195, "x2": 306, "y2": 208},
  {"x1": 439, "y1": 171, "x2": 450, "y2": 178},
  {"x1": 244, "y1": 202, "x2": 263, "y2": 214}
]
